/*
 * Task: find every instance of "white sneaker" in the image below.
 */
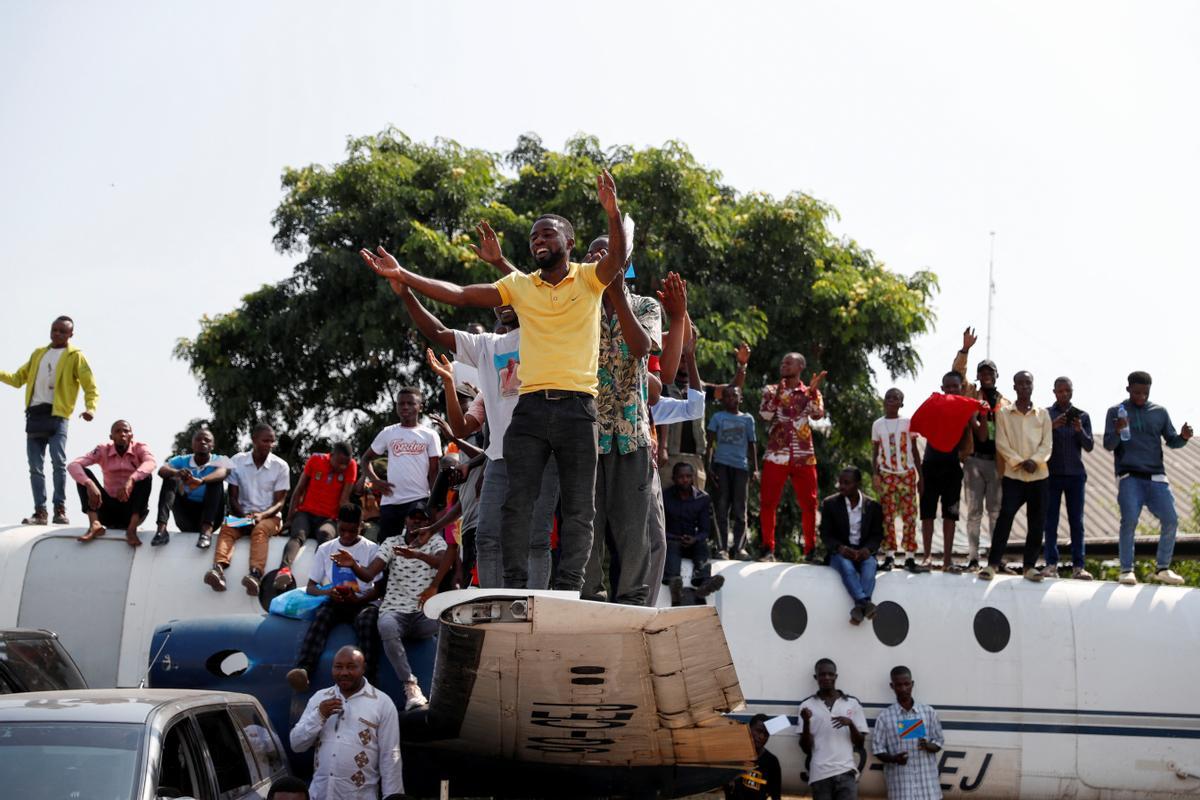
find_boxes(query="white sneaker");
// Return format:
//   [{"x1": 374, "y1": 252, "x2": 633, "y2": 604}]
[
  {"x1": 977, "y1": 566, "x2": 995, "y2": 581},
  {"x1": 1151, "y1": 568, "x2": 1185, "y2": 586},
  {"x1": 1023, "y1": 568, "x2": 1043, "y2": 583},
  {"x1": 1118, "y1": 571, "x2": 1138, "y2": 586},
  {"x1": 403, "y1": 679, "x2": 428, "y2": 711}
]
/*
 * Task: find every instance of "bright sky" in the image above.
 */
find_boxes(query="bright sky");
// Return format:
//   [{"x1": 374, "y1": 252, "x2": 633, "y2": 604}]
[{"x1": 2, "y1": 1, "x2": 1196, "y2": 523}]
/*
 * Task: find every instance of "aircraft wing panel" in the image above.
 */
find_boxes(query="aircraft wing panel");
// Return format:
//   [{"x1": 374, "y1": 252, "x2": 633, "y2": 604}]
[{"x1": 423, "y1": 591, "x2": 755, "y2": 770}]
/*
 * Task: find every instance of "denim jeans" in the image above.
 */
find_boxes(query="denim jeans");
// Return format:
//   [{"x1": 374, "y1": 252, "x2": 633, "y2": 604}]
[
  {"x1": 829, "y1": 552, "x2": 876, "y2": 604},
  {"x1": 988, "y1": 477, "x2": 1048, "y2": 570},
  {"x1": 476, "y1": 456, "x2": 559, "y2": 589},
  {"x1": 1044, "y1": 473, "x2": 1086, "y2": 566},
  {"x1": 664, "y1": 536, "x2": 711, "y2": 585},
  {"x1": 501, "y1": 393, "x2": 598, "y2": 591},
  {"x1": 1117, "y1": 475, "x2": 1178, "y2": 572},
  {"x1": 712, "y1": 462, "x2": 749, "y2": 552},
  {"x1": 27, "y1": 416, "x2": 69, "y2": 510},
  {"x1": 377, "y1": 609, "x2": 438, "y2": 684}
]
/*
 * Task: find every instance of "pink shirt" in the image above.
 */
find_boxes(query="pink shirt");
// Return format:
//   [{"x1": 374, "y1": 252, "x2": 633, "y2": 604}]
[
  {"x1": 68, "y1": 441, "x2": 157, "y2": 495},
  {"x1": 465, "y1": 394, "x2": 486, "y2": 428}
]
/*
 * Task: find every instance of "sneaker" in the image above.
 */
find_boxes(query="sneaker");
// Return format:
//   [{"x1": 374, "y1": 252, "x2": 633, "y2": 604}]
[
  {"x1": 1118, "y1": 571, "x2": 1138, "y2": 586},
  {"x1": 967, "y1": 558, "x2": 980, "y2": 571},
  {"x1": 849, "y1": 605, "x2": 865, "y2": 626},
  {"x1": 757, "y1": 552, "x2": 776, "y2": 563},
  {"x1": 733, "y1": 547, "x2": 751, "y2": 560},
  {"x1": 274, "y1": 567, "x2": 296, "y2": 592},
  {"x1": 204, "y1": 565, "x2": 227, "y2": 592},
  {"x1": 904, "y1": 557, "x2": 929, "y2": 574},
  {"x1": 863, "y1": 601, "x2": 878, "y2": 620},
  {"x1": 714, "y1": 549, "x2": 729, "y2": 560},
  {"x1": 151, "y1": 531, "x2": 170, "y2": 547},
  {"x1": 196, "y1": 532, "x2": 212, "y2": 549},
  {"x1": 1151, "y1": 569, "x2": 1185, "y2": 586},
  {"x1": 977, "y1": 565, "x2": 996, "y2": 581},
  {"x1": 286, "y1": 668, "x2": 310, "y2": 693},
  {"x1": 1040, "y1": 565, "x2": 1058, "y2": 580},
  {"x1": 879, "y1": 555, "x2": 894, "y2": 572},
  {"x1": 1023, "y1": 568, "x2": 1043, "y2": 583},
  {"x1": 52, "y1": 507, "x2": 69, "y2": 525},
  {"x1": 668, "y1": 576, "x2": 683, "y2": 606},
  {"x1": 694, "y1": 575, "x2": 725, "y2": 600},
  {"x1": 21, "y1": 509, "x2": 48, "y2": 525},
  {"x1": 242, "y1": 569, "x2": 263, "y2": 596},
  {"x1": 1072, "y1": 567, "x2": 1094, "y2": 581},
  {"x1": 403, "y1": 679, "x2": 429, "y2": 711}
]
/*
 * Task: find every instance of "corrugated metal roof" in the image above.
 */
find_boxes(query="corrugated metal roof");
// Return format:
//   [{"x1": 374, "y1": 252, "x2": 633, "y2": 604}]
[{"x1": 942, "y1": 440, "x2": 1200, "y2": 552}]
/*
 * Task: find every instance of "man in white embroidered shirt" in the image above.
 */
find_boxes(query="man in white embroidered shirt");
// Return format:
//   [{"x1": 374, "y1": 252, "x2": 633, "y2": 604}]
[
  {"x1": 872, "y1": 665, "x2": 945, "y2": 800},
  {"x1": 290, "y1": 645, "x2": 402, "y2": 800},
  {"x1": 799, "y1": 658, "x2": 867, "y2": 800}
]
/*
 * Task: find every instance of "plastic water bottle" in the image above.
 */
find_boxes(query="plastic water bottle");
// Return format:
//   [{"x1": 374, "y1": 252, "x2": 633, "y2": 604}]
[{"x1": 1118, "y1": 404, "x2": 1131, "y2": 442}]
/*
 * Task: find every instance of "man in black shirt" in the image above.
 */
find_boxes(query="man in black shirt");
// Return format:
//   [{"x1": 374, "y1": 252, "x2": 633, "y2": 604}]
[{"x1": 726, "y1": 714, "x2": 782, "y2": 800}]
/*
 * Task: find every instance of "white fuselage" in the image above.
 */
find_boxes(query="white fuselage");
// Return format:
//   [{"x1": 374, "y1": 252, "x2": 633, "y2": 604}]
[{"x1": 711, "y1": 559, "x2": 1200, "y2": 799}]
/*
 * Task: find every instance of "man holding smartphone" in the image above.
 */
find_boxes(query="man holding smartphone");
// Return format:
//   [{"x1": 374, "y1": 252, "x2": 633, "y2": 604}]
[{"x1": 1044, "y1": 377, "x2": 1094, "y2": 579}]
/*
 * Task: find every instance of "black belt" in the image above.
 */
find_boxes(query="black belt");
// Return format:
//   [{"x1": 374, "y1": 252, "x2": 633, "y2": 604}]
[
  {"x1": 970, "y1": 452, "x2": 995, "y2": 461},
  {"x1": 529, "y1": 389, "x2": 592, "y2": 400}
]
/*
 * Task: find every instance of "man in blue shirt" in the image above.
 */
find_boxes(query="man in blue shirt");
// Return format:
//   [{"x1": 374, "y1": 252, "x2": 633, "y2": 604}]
[
  {"x1": 1103, "y1": 371, "x2": 1192, "y2": 585},
  {"x1": 153, "y1": 429, "x2": 228, "y2": 547},
  {"x1": 1044, "y1": 377, "x2": 1094, "y2": 580},
  {"x1": 707, "y1": 386, "x2": 758, "y2": 559}
]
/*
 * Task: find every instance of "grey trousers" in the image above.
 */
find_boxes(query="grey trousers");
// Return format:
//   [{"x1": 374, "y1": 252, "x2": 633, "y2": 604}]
[
  {"x1": 644, "y1": 469, "x2": 667, "y2": 607},
  {"x1": 377, "y1": 609, "x2": 438, "y2": 684},
  {"x1": 582, "y1": 446, "x2": 653, "y2": 605},
  {"x1": 475, "y1": 456, "x2": 558, "y2": 589},
  {"x1": 963, "y1": 454, "x2": 1000, "y2": 561}
]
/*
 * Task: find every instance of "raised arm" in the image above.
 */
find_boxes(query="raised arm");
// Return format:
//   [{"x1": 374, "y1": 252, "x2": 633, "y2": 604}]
[
  {"x1": 656, "y1": 272, "x2": 688, "y2": 384},
  {"x1": 395, "y1": 283, "x2": 457, "y2": 351},
  {"x1": 426, "y1": 349, "x2": 476, "y2": 440},
  {"x1": 604, "y1": 273, "x2": 652, "y2": 359},
  {"x1": 360, "y1": 246, "x2": 502, "y2": 308},
  {"x1": 468, "y1": 221, "x2": 519, "y2": 277},
  {"x1": 592, "y1": 171, "x2": 626, "y2": 286}
]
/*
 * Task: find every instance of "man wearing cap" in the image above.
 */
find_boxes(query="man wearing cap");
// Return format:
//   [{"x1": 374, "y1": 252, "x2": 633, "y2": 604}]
[
  {"x1": 953, "y1": 327, "x2": 1010, "y2": 570},
  {"x1": 581, "y1": 236, "x2": 661, "y2": 606}
]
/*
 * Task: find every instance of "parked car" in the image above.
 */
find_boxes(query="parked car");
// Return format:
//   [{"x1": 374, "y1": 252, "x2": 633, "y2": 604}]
[
  {"x1": 0, "y1": 628, "x2": 87, "y2": 693},
  {"x1": 0, "y1": 689, "x2": 289, "y2": 800}
]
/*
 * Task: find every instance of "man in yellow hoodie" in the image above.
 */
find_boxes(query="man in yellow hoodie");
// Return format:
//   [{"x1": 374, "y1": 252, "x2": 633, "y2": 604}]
[{"x1": 0, "y1": 316, "x2": 99, "y2": 525}]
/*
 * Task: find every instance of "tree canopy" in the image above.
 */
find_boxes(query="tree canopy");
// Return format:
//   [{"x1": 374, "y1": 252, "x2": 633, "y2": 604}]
[{"x1": 175, "y1": 130, "x2": 937, "y2": 515}]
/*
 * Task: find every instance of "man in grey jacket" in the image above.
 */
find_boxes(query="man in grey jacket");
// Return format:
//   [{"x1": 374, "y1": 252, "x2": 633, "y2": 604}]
[{"x1": 1103, "y1": 370, "x2": 1192, "y2": 586}]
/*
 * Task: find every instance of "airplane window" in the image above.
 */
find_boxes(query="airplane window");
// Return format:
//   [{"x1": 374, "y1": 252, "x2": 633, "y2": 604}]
[
  {"x1": 770, "y1": 596, "x2": 807, "y2": 641},
  {"x1": 871, "y1": 601, "x2": 909, "y2": 647},
  {"x1": 195, "y1": 710, "x2": 254, "y2": 798},
  {"x1": 973, "y1": 607, "x2": 1010, "y2": 653}
]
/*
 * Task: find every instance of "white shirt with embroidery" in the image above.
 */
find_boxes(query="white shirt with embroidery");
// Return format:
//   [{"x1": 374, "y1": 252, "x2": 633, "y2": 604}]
[{"x1": 290, "y1": 679, "x2": 403, "y2": 799}]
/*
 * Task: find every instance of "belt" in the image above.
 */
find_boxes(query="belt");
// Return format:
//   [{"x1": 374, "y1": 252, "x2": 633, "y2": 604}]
[
  {"x1": 970, "y1": 452, "x2": 995, "y2": 460},
  {"x1": 530, "y1": 389, "x2": 592, "y2": 400}
]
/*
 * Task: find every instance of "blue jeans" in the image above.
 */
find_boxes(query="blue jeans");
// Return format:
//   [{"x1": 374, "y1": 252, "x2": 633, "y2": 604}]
[
  {"x1": 501, "y1": 393, "x2": 597, "y2": 591},
  {"x1": 829, "y1": 551, "x2": 877, "y2": 604},
  {"x1": 1117, "y1": 475, "x2": 1177, "y2": 572},
  {"x1": 476, "y1": 456, "x2": 559, "y2": 589},
  {"x1": 27, "y1": 417, "x2": 69, "y2": 510},
  {"x1": 1044, "y1": 473, "x2": 1086, "y2": 566}
]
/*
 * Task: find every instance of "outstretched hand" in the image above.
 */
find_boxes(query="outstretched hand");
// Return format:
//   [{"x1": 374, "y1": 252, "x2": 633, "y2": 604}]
[
  {"x1": 808, "y1": 370, "x2": 828, "y2": 395},
  {"x1": 468, "y1": 221, "x2": 504, "y2": 266},
  {"x1": 656, "y1": 272, "x2": 688, "y2": 319},
  {"x1": 735, "y1": 342, "x2": 751, "y2": 366},
  {"x1": 596, "y1": 169, "x2": 619, "y2": 217},
  {"x1": 426, "y1": 348, "x2": 454, "y2": 383},
  {"x1": 360, "y1": 246, "x2": 405, "y2": 284},
  {"x1": 962, "y1": 326, "x2": 978, "y2": 352}
]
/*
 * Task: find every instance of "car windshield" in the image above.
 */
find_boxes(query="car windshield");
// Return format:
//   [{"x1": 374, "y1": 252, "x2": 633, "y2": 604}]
[{"x1": 0, "y1": 721, "x2": 142, "y2": 800}]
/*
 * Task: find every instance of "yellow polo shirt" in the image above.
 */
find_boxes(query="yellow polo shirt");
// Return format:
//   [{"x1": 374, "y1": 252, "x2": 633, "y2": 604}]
[{"x1": 493, "y1": 262, "x2": 606, "y2": 395}]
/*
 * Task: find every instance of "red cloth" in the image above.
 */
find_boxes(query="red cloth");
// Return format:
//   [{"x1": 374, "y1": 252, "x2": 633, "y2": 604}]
[
  {"x1": 910, "y1": 393, "x2": 987, "y2": 453},
  {"x1": 296, "y1": 454, "x2": 358, "y2": 518}
]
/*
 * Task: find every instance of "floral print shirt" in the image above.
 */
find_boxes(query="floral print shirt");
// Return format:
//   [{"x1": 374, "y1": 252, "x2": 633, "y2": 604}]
[
  {"x1": 597, "y1": 290, "x2": 662, "y2": 455},
  {"x1": 760, "y1": 379, "x2": 825, "y2": 466}
]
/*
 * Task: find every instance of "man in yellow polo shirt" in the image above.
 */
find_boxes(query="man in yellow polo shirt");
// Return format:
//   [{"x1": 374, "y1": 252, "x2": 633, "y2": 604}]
[{"x1": 359, "y1": 170, "x2": 627, "y2": 592}]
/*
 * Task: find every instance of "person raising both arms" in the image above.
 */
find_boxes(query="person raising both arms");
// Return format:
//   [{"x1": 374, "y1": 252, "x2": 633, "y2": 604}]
[{"x1": 360, "y1": 170, "x2": 628, "y2": 595}]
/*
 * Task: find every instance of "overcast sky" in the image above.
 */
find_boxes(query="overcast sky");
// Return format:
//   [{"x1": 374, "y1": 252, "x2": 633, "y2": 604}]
[{"x1": 1, "y1": 1, "x2": 1196, "y2": 523}]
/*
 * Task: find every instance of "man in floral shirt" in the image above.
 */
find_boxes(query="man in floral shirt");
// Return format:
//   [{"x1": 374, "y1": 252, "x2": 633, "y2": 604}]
[
  {"x1": 581, "y1": 238, "x2": 661, "y2": 605},
  {"x1": 759, "y1": 353, "x2": 826, "y2": 562}
]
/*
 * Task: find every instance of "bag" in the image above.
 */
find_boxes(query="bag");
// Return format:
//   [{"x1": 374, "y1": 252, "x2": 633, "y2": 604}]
[
  {"x1": 268, "y1": 586, "x2": 330, "y2": 620},
  {"x1": 24, "y1": 403, "x2": 59, "y2": 439}
]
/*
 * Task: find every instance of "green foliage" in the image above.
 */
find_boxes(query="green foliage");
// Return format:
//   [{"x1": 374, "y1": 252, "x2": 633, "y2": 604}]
[{"x1": 176, "y1": 131, "x2": 938, "y2": 492}]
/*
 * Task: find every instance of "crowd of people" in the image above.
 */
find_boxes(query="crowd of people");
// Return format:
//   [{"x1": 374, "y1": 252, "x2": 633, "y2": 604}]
[{"x1": 2, "y1": 171, "x2": 1194, "y2": 798}]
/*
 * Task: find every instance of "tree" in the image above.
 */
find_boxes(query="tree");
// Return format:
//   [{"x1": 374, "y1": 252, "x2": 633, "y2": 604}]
[{"x1": 176, "y1": 131, "x2": 938, "y2": 533}]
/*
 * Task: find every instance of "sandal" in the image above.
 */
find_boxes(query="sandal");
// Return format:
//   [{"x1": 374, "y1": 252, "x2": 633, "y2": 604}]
[{"x1": 944, "y1": 563, "x2": 965, "y2": 574}]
